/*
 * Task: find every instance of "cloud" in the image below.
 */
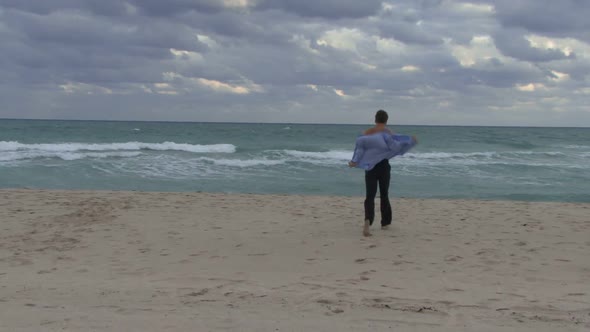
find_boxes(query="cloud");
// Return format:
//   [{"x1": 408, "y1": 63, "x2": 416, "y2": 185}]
[
  {"x1": 0, "y1": 0, "x2": 130, "y2": 16},
  {"x1": 255, "y1": 0, "x2": 383, "y2": 19},
  {"x1": 492, "y1": 0, "x2": 590, "y2": 41},
  {"x1": 126, "y1": 0, "x2": 256, "y2": 16},
  {"x1": 515, "y1": 83, "x2": 546, "y2": 92},
  {"x1": 493, "y1": 30, "x2": 576, "y2": 62},
  {"x1": 0, "y1": 0, "x2": 588, "y2": 126},
  {"x1": 401, "y1": 65, "x2": 421, "y2": 72},
  {"x1": 378, "y1": 21, "x2": 443, "y2": 45}
]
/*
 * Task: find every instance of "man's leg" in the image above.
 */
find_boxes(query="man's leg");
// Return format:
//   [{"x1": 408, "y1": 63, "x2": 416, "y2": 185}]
[
  {"x1": 364, "y1": 170, "x2": 378, "y2": 226},
  {"x1": 378, "y1": 162, "x2": 392, "y2": 227}
]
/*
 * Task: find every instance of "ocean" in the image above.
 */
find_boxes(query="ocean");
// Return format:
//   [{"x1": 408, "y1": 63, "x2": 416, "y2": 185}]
[{"x1": 0, "y1": 119, "x2": 588, "y2": 202}]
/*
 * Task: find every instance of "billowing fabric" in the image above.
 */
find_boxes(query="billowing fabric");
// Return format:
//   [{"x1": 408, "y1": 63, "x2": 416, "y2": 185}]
[{"x1": 350, "y1": 133, "x2": 416, "y2": 170}]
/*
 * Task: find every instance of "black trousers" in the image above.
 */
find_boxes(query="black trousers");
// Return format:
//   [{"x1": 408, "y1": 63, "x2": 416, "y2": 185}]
[{"x1": 364, "y1": 159, "x2": 392, "y2": 226}]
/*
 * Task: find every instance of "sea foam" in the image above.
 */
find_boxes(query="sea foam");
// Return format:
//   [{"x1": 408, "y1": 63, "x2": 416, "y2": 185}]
[{"x1": 0, "y1": 141, "x2": 236, "y2": 154}]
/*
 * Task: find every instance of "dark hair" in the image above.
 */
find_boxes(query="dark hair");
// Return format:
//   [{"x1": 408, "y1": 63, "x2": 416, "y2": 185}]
[{"x1": 375, "y1": 109, "x2": 388, "y2": 124}]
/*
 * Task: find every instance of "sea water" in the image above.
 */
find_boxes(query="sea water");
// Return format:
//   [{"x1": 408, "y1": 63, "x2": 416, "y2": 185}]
[{"x1": 1, "y1": 119, "x2": 588, "y2": 202}]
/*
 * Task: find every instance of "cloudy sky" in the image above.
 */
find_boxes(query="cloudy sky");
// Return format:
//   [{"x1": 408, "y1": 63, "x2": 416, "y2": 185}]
[{"x1": 0, "y1": 0, "x2": 589, "y2": 126}]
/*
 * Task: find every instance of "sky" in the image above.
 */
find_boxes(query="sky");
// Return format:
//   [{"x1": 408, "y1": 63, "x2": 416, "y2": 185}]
[{"x1": 0, "y1": 0, "x2": 589, "y2": 126}]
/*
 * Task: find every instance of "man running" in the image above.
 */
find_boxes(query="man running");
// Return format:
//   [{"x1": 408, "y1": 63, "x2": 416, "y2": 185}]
[{"x1": 349, "y1": 110, "x2": 417, "y2": 236}]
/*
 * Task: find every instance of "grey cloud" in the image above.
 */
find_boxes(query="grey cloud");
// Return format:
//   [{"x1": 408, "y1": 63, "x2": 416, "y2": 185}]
[
  {"x1": 547, "y1": 58, "x2": 590, "y2": 81},
  {"x1": 181, "y1": 11, "x2": 255, "y2": 38},
  {"x1": 492, "y1": 0, "x2": 590, "y2": 40},
  {"x1": 128, "y1": 0, "x2": 229, "y2": 16},
  {"x1": 180, "y1": 10, "x2": 297, "y2": 44},
  {"x1": 0, "y1": 0, "x2": 130, "y2": 16},
  {"x1": 493, "y1": 30, "x2": 575, "y2": 62},
  {"x1": 378, "y1": 21, "x2": 443, "y2": 45},
  {"x1": 463, "y1": 64, "x2": 543, "y2": 88},
  {"x1": 255, "y1": 0, "x2": 383, "y2": 19},
  {"x1": 0, "y1": 7, "x2": 208, "y2": 87},
  {"x1": 0, "y1": 0, "x2": 235, "y2": 17},
  {"x1": 5, "y1": 9, "x2": 206, "y2": 52}
]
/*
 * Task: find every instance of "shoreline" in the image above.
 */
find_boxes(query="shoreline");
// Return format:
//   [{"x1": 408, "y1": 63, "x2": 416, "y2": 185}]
[
  {"x1": 2, "y1": 188, "x2": 589, "y2": 204},
  {"x1": 1, "y1": 189, "x2": 589, "y2": 331}
]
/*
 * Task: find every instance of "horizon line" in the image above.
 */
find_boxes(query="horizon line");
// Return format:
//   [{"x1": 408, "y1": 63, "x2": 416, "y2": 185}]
[{"x1": 0, "y1": 117, "x2": 589, "y2": 129}]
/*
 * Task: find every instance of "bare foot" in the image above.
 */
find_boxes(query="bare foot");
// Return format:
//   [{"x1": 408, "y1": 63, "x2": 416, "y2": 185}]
[{"x1": 363, "y1": 220, "x2": 372, "y2": 237}]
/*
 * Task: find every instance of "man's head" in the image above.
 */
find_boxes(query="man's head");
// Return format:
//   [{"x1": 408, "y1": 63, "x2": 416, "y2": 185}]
[{"x1": 375, "y1": 109, "x2": 388, "y2": 124}]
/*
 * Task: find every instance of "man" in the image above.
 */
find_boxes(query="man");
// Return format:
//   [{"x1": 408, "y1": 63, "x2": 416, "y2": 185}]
[
  {"x1": 361, "y1": 110, "x2": 392, "y2": 136},
  {"x1": 349, "y1": 110, "x2": 416, "y2": 237}
]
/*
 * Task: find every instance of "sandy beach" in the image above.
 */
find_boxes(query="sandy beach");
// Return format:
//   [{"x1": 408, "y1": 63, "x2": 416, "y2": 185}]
[{"x1": 0, "y1": 189, "x2": 588, "y2": 331}]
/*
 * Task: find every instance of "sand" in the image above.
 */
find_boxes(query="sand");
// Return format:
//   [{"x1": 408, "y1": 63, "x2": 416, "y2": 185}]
[{"x1": 0, "y1": 189, "x2": 589, "y2": 331}]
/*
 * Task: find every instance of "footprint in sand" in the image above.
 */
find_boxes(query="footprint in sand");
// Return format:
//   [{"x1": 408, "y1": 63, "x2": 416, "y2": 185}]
[
  {"x1": 445, "y1": 288, "x2": 465, "y2": 292},
  {"x1": 317, "y1": 299, "x2": 345, "y2": 315},
  {"x1": 186, "y1": 288, "x2": 209, "y2": 297},
  {"x1": 359, "y1": 270, "x2": 376, "y2": 280},
  {"x1": 444, "y1": 255, "x2": 463, "y2": 262}
]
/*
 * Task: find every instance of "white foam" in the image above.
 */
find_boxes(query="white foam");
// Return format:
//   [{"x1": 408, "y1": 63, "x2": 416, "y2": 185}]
[
  {"x1": 405, "y1": 150, "x2": 565, "y2": 160},
  {"x1": 64, "y1": 152, "x2": 143, "y2": 161},
  {"x1": 0, "y1": 151, "x2": 142, "y2": 162},
  {"x1": 0, "y1": 141, "x2": 236, "y2": 154},
  {"x1": 404, "y1": 151, "x2": 496, "y2": 160},
  {"x1": 198, "y1": 157, "x2": 285, "y2": 167},
  {"x1": 282, "y1": 150, "x2": 352, "y2": 160}
]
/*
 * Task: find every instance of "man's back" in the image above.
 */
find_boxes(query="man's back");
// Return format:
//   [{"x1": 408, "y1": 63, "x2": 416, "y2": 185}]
[
  {"x1": 363, "y1": 126, "x2": 392, "y2": 136},
  {"x1": 351, "y1": 132, "x2": 416, "y2": 170},
  {"x1": 357, "y1": 133, "x2": 389, "y2": 155}
]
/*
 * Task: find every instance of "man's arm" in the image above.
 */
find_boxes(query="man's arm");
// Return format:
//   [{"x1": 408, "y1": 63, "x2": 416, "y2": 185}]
[
  {"x1": 383, "y1": 134, "x2": 418, "y2": 153},
  {"x1": 349, "y1": 137, "x2": 365, "y2": 167}
]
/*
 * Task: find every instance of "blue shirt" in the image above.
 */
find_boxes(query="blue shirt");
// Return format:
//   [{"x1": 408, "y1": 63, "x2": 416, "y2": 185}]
[{"x1": 351, "y1": 132, "x2": 416, "y2": 170}]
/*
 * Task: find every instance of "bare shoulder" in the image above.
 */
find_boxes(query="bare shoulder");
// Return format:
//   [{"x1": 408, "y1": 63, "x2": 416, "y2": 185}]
[{"x1": 364, "y1": 127, "x2": 393, "y2": 135}]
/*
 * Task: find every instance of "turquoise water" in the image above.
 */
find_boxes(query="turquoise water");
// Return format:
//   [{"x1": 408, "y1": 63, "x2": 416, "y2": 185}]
[{"x1": 1, "y1": 119, "x2": 589, "y2": 202}]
